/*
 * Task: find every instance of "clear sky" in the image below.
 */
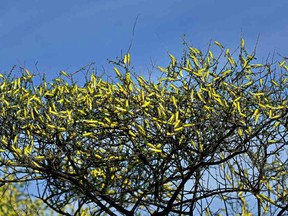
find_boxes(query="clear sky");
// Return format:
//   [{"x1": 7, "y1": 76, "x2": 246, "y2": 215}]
[{"x1": 0, "y1": 0, "x2": 288, "y2": 79}]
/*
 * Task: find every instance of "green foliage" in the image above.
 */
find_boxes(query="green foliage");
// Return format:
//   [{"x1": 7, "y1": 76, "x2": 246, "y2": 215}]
[
  {"x1": 0, "y1": 178, "x2": 52, "y2": 216},
  {"x1": 0, "y1": 39, "x2": 287, "y2": 215}
]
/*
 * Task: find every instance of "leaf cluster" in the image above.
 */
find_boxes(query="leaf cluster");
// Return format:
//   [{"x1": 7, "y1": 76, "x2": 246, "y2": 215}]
[{"x1": 0, "y1": 39, "x2": 287, "y2": 215}]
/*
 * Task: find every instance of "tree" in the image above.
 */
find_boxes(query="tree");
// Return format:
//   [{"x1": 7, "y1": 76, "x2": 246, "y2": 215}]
[
  {"x1": 0, "y1": 173, "x2": 53, "y2": 216},
  {"x1": 0, "y1": 39, "x2": 287, "y2": 215}
]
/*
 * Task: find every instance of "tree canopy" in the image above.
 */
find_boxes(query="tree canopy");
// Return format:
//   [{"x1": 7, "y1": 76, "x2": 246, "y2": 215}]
[{"x1": 0, "y1": 39, "x2": 287, "y2": 215}]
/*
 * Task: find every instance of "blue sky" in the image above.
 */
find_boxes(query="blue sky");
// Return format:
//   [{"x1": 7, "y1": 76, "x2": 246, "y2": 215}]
[{"x1": 0, "y1": 0, "x2": 288, "y2": 79}]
